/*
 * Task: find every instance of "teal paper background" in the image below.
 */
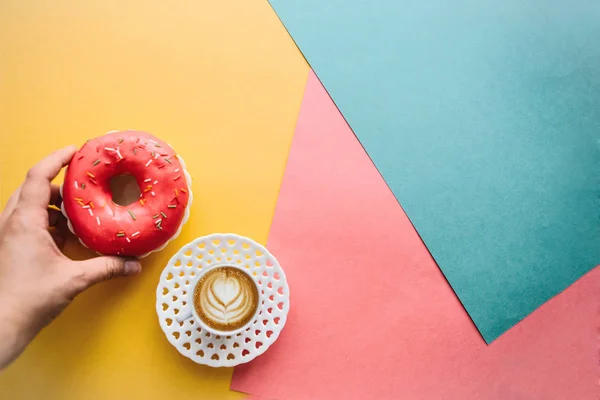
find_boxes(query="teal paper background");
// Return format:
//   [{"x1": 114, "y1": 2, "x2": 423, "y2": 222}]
[{"x1": 270, "y1": 0, "x2": 600, "y2": 342}]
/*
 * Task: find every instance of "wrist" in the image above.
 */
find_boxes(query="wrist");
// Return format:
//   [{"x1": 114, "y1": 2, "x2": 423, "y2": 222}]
[{"x1": 0, "y1": 295, "x2": 32, "y2": 369}]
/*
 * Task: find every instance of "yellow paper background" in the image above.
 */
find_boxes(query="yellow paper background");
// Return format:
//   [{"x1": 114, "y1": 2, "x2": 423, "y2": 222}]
[{"x1": 0, "y1": 0, "x2": 308, "y2": 398}]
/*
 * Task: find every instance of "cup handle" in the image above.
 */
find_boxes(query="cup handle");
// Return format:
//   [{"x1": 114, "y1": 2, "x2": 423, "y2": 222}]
[{"x1": 175, "y1": 306, "x2": 193, "y2": 323}]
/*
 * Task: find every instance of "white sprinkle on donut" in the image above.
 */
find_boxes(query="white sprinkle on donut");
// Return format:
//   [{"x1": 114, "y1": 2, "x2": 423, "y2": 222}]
[
  {"x1": 131, "y1": 231, "x2": 140, "y2": 237},
  {"x1": 96, "y1": 216, "x2": 101, "y2": 225},
  {"x1": 88, "y1": 209, "x2": 94, "y2": 216},
  {"x1": 74, "y1": 181, "x2": 79, "y2": 189},
  {"x1": 145, "y1": 159, "x2": 153, "y2": 167},
  {"x1": 144, "y1": 178, "x2": 152, "y2": 182}
]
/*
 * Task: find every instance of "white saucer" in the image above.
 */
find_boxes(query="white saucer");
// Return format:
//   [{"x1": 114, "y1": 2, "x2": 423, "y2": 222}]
[{"x1": 156, "y1": 233, "x2": 290, "y2": 367}]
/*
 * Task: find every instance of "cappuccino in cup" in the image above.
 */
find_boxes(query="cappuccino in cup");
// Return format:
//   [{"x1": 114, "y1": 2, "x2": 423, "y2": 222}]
[{"x1": 193, "y1": 266, "x2": 259, "y2": 332}]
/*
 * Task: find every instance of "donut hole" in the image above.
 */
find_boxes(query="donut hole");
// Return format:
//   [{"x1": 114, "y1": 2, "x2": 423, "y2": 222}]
[{"x1": 109, "y1": 174, "x2": 141, "y2": 206}]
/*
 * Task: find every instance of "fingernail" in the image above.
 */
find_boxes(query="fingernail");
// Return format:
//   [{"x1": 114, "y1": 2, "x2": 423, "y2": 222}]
[{"x1": 124, "y1": 260, "x2": 141, "y2": 276}]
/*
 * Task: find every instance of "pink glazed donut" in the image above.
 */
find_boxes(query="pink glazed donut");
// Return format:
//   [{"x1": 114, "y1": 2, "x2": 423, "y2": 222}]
[{"x1": 61, "y1": 131, "x2": 192, "y2": 257}]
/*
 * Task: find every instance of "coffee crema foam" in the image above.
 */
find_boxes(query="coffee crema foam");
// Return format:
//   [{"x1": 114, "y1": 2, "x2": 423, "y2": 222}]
[{"x1": 194, "y1": 266, "x2": 259, "y2": 332}]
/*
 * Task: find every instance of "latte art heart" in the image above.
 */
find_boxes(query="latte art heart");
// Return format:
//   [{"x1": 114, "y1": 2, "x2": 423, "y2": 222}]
[{"x1": 194, "y1": 267, "x2": 259, "y2": 331}]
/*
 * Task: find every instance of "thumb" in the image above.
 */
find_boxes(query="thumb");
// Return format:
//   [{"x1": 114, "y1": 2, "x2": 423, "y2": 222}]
[{"x1": 77, "y1": 256, "x2": 141, "y2": 289}]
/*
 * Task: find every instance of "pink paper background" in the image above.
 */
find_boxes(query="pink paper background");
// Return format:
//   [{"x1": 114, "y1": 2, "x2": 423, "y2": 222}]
[{"x1": 231, "y1": 71, "x2": 600, "y2": 399}]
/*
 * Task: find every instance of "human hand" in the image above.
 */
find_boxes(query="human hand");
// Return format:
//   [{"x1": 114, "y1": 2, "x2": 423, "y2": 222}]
[{"x1": 0, "y1": 146, "x2": 142, "y2": 369}]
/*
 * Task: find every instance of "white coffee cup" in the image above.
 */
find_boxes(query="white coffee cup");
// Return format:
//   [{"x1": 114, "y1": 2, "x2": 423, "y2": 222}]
[{"x1": 175, "y1": 264, "x2": 262, "y2": 336}]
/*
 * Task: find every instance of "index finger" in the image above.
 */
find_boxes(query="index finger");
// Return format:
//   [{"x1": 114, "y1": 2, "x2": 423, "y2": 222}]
[
  {"x1": 0, "y1": 185, "x2": 21, "y2": 228},
  {"x1": 18, "y1": 146, "x2": 78, "y2": 215}
]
